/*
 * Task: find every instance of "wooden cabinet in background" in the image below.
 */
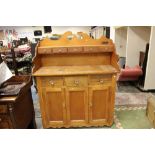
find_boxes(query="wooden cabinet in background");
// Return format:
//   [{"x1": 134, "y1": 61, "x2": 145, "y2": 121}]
[
  {"x1": 0, "y1": 76, "x2": 36, "y2": 129},
  {"x1": 33, "y1": 31, "x2": 120, "y2": 128}
]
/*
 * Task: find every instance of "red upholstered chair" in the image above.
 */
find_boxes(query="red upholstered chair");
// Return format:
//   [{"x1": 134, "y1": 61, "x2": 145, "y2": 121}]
[{"x1": 117, "y1": 65, "x2": 143, "y2": 82}]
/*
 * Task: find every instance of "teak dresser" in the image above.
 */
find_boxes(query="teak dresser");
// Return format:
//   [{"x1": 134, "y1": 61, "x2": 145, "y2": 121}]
[{"x1": 33, "y1": 32, "x2": 120, "y2": 128}]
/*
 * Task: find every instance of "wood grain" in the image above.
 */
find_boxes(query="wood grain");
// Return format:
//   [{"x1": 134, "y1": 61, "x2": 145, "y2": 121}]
[{"x1": 33, "y1": 65, "x2": 117, "y2": 76}]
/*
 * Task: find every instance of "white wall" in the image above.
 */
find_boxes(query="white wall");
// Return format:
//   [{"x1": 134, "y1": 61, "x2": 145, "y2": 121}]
[
  {"x1": 110, "y1": 27, "x2": 115, "y2": 42},
  {"x1": 115, "y1": 27, "x2": 127, "y2": 57},
  {"x1": 126, "y1": 26, "x2": 151, "y2": 67},
  {"x1": 144, "y1": 26, "x2": 155, "y2": 90},
  {"x1": 52, "y1": 26, "x2": 91, "y2": 35}
]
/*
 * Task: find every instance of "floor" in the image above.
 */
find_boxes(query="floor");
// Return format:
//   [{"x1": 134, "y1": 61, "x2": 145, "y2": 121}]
[{"x1": 31, "y1": 81, "x2": 154, "y2": 129}]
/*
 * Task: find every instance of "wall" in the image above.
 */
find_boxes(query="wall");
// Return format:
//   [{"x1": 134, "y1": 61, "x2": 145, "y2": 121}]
[
  {"x1": 115, "y1": 27, "x2": 127, "y2": 57},
  {"x1": 144, "y1": 26, "x2": 155, "y2": 90},
  {"x1": 110, "y1": 27, "x2": 115, "y2": 42},
  {"x1": 126, "y1": 26, "x2": 151, "y2": 67},
  {"x1": 52, "y1": 26, "x2": 91, "y2": 35}
]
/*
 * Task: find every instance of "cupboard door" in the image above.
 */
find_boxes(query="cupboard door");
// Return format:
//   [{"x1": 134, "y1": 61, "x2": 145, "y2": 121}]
[
  {"x1": 66, "y1": 87, "x2": 88, "y2": 126},
  {"x1": 43, "y1": 87, "x2": 66, "y2": 127},
  {"x1": 89, "y1": 86, "x2": 111, "y2": 125}
]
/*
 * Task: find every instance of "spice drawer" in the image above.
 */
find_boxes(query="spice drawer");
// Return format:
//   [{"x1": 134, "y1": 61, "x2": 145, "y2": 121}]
[
  {"x1": 53, "y1": 47, "x2": 67, "y2": 53},
  {"x1": 38, "y1": 48, "x2": 52, "y2": 54}
]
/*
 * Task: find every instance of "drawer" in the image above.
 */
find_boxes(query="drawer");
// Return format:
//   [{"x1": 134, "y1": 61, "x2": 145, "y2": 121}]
[
  {"x1": 41, "y1": 77, "x2": 64, "y2": 87},
  {"x1": 65, "y1": 76, "x2": 88, "y2": 87},
  {"x1": 0, "y1": 116, "x2": 10, "y2": 129},
  {"x1": 38, "y1": 48, "x2": 52, "y2": 54},
  {"x1": 84, "y1": 46, "x2": 98, "y2": 53},
  {"x1": 53, "y1": 47, "x2": 67, "y2": 53},
  {"x1": 89, "y1": 75, "x2": 112, "y2": 85},
  {"x1": 68, "y1": 47, "x2": 83, "y2": 53},
  {"x1": 0, "y1": 105, "x2": 7, "y2": 114},
  {"x1": 98, "y1": 46, "x2": 113, "y2": 52}
]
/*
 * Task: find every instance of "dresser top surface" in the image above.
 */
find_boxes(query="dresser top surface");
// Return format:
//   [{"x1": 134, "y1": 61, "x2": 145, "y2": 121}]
[{"x1": 33, "y1": 65, "x2": 117, "y2": 76}]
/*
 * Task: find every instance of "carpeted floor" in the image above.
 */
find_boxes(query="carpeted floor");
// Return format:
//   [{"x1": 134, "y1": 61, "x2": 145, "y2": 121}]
[
  {"x1": 113, "y1": 105, "x2": 153, "y2": 129},
  {"x1": 31, "y1": 82, "x2": 154, "y2": 129}
]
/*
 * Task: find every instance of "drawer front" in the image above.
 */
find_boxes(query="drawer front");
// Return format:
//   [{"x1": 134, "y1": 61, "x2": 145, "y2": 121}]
[
  {"x1": 41, "y1": 77, "x2": 64, "y2": 87},
  {"x1": 38, "y1": 48, "x2": 52, "y2": 54},
  {"x1": 0, "y1": 105, "x2": 7, "y2": 114},
  {"x1": 0, "y1": 116, "x2": 11, "y2": 129},
  {"x1": 68, "y1": 47, "x2": 83, "y2": 53},
  {"x1": 89, "y1": 75, "x2": 112, "y2": 85},
  {"x1": 65, "y1": 76, "x2": 88, "y2": 87},
  {"x1": 98, "y1": 46, "x2": 113, "y2": 52},
  {"x1": 84, "y1": 46, "x2": 98, "y2": 53},
  {"x1": 53, "y1": 47, "x2": 67, "y2": 54}
]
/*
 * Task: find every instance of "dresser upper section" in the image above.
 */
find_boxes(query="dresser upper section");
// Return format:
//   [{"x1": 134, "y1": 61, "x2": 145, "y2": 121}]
[{"x1": 32, "y1": 31, "x2": 120, "y2": 76}]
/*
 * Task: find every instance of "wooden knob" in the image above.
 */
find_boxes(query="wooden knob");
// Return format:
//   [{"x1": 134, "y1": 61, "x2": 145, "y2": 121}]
[{"x1": 0, "y1": 118, "x2": 2, "y2": 122}]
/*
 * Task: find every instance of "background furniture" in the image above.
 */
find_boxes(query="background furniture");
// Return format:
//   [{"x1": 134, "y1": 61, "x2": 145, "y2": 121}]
[
  {"x1": 0, "y1": 76, "x2": 36, "y2": 129},
  {"x1": 117, "y1": 65, "x2": 143, "y2": 82},
  {"x1": 0, "y1": 45, "x2": 32, "y2": 75},
  {"x1": 33, "y1": 31, "x2": 119, "y2": 128}
]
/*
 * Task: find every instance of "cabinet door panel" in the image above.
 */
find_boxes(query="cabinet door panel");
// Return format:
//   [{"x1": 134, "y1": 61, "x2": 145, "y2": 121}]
[
  {"x1": 43, "y1": 88, "x2": 66, "y2": 127},
  {"x1": 66, "y1": 87, "x2": 88, "y2": 126},
  {"x1": 89, "y1": 86, "x2": 111, "y2": 125}
]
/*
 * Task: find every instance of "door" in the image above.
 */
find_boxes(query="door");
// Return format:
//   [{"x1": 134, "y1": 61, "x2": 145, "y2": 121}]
[
  {"x1": 89, "y1": 85, "x2": 111, "y2": 125},
  {"x1": 66, "y1": 87, "x2": 88, "y2": 126},
  {"x1": 43, "y1": 87, "x2": 66, "y2": 127}
]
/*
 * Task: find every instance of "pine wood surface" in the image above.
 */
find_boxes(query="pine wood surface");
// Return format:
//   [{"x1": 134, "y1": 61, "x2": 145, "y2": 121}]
[{"x1": 33, "y1": 65, "x2": 117, "y2": 76}]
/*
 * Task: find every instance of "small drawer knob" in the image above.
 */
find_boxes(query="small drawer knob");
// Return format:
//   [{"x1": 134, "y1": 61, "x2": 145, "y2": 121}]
[
  {"x1": 100, "y1": 80, "x2": 104, "y2": 84},
  {"x1": 49, "y1": 80, "x2": 55, "y2": 86},
  {"x1": 74, "y1": 80, "x2": 79, "y2": 85},
  {"x1": 0, "y1": 118, "x2": 2, "y2": 122}
]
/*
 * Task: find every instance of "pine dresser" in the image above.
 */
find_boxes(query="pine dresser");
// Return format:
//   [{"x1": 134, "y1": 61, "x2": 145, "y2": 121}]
[{"x1": 33, "y1": 31, "x2": 120, "y2": 128}]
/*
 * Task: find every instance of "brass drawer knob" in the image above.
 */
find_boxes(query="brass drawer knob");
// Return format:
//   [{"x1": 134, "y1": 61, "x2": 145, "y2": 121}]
[
  {"x1": 74, "y1": 80, "x2": 79, "y2": 85},
  {"x1": 100, "y1": 80, "x2": 104, "y2": 84},
  {"x1": 49, "y1": 80, "x2": 55, "y2": 86}
]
